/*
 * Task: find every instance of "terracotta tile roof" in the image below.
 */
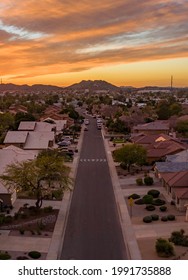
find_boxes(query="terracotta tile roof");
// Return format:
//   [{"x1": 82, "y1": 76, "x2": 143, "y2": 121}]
[
  {"x1": 161, "y1": 170, "x2": 188, "y2": 187},
  {"x1": 173, "y1": 188, "x2": 188, "y2": 199},
  {"x1": 133, "y1": 120, "x2": 169, "y2": 131},
  {"x1": 147, "y1": 140, "x2": 185, "y2": 158},
  {"x1": 132, "y1": 133, "x2": 172, "y2": 145}
]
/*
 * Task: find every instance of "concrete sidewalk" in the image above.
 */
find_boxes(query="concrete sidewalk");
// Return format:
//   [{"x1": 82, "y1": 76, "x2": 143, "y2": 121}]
[{"x1": 0, "y1": 128, "x2": 85, "y2": 259}]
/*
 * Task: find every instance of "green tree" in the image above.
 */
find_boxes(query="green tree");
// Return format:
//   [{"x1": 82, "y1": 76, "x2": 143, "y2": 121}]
[
  {"x1": 156, "y1": 101, "x2": 170, "y2": 120},
  {"x1": 14, "y1": 112, "x2": 36, "y2": 129},
  {"x1": 155, "y1": 238, "x2": 174, "y2": 257},
  {"x1": 0, "y1": 112, "x2": 15, "y2": 143},
  {"x1": 169, "y1": 103, "x2": 182, "y2": 116},
  {"x1": 113, "y1": 144, "x2": 147, "y2": 172},
  {"x1": 0, "y1": 150, "x2": 72, "y2": 208},
  {"x1": 176, "y1": 120, "x2": 188, "y2": 136},
  {"x1": 107, "y1": 118, "x2": 130, "y2": 134}
]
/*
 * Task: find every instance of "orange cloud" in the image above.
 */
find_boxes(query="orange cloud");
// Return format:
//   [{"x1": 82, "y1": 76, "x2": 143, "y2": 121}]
[{"x1": 0, "y1": 0, "x2": 188, "y2": 86}]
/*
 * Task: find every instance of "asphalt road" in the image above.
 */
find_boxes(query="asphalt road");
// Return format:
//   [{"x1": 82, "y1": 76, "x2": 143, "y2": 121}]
[{"x1": 60, "y1": 117, "x2": 127, "y2": 260}]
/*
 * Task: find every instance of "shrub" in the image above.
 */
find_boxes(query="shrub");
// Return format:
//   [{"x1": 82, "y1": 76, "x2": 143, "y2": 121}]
[
  {"x1": 43, "y1": 206, "x2": 53, "y2": 213},
  {"x1": 52, "y1": 189, "x2": 63, "y2": 199},
  {"x1": 21, "y1": 213, "x2": 28, "y2": 219},
  {"x1": 143, "y1": 194, "x2": 153, "y2": 204},
  {"x1": 135, "y1": 198, "x2": 145, "y2": 205},
  {"x1": 14, "y1": 212, "x2": 20, "y2": 220},
  {"x1": 152, "y1": 199, "x2": 166, "y2": 206},
  {"x1": 4, "y1": 215, "x2": 13, "y2": 223},
  {"x1": 147, "y1": 189, "x2": 160, "y2": 198},
  {"x1": 151, "y1": 214, "x2": 159, "y2": 221},
  {"x1": 136, "y1": 178, "x2": 143, "y2": 186},
  {"x1": 145, "y1": 205, "x2": 156, "y2": 211},
  {"x1": 17, "y1": 256, "x2": 29, "y2": 260},
  {"x1": 19, "y1": 228, "x2": 25, "y2": 235},
  {"x1": 169, "y1": 229, "x2": 188, "y2": 246},
  {"x1": 167, "y1": 215, "x2": 175, "y2": 221},
  {"x1": 0, "y1": 214, "x2": 5, "y2": 225},
  {"x1": 0, "y1": 251, "x2": 11, "y2": 260},
  {"x1": 128, "y1": 193, "x2": 140, "y2": 200},
  {"x1": 37, "y1": 221, "x2": 45, "y2": 230},
  {"x1": 29, "y1": 206, "x2": 41, "y2": 215},
  {"x1": 160, "y1": 206, "x2": 167, "y2": 212},
  {"x1": 28, "y1": 251, "x2": 41, "y2": 259},
  {"x1": 155, "y1": 238, "x2": 174, "y2": 257},
  {"x1": 30, "y1": 230, "x2": 35, "y2": 235},
  {"x1": 143, "y1": 216, "x2": 153, "y2": 223},
  {"x1": 144, "y1": 176, "x2": 154, "y2": 186},
  {"x1": 120, "y1": 162, "x2": 127, "y2": 170},
  {"x1": 161, "y1": 216, "x2": 168, "y2": 222}
]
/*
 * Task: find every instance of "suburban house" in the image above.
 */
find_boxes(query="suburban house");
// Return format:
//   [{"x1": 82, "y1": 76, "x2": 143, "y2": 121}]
[
  {"x1": 154, "y1": 147, "x2": 188, "y2": 212},
  {"x1": 154, "y1": 162, "x2": 188, "y2": 178},
  {"x1": 159, "y1": 170, "x2": 188, "y2": 211},
  {"x1": 0, "y1": 145, "x2": 37, "y2": 207},
  {"x1": 41, "y1": 118, "x2": 67, "y2": 135},
  {"x1": 147, "y1": 140, "x2": 186, "y2": 164},
  {"x1": 8, "y1": 104, "x2": 28, "y2": 115},
  {"x1": 132, "y1": 120, "x2": 170, "y2": 135},
  {"x1": 131, "y1": 133, "x2": 186, "y2": 164},
  {"x1": 18, "y1": 121, "x2": 55, "y2": 132},
  {"x1": 131, "y1": 133, "x2": 172, "y2": 148},
  {"x1": 3, "y1": 121, "x2": 56, "y2": 151},
  {"x1": 166, "y1": 149, "x2": 188, "y2": 162}
]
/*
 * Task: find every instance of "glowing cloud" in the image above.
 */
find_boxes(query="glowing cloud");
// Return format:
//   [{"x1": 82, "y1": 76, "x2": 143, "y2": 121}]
[{"x1": 0, "y1": 0, "x2": 188, "y2": 86}]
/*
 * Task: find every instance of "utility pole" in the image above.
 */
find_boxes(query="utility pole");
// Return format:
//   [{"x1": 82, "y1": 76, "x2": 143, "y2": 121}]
[{"x1": 171, "y1": 75, "x2": 173, "y2": 93}]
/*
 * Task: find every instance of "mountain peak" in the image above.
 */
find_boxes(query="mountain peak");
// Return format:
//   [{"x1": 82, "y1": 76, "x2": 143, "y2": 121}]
[{"x1": 65, "y1": 79, "x2": 119, "y2": 91}]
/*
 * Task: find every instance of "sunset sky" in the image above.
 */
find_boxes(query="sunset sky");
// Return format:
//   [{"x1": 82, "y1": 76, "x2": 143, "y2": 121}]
[{"x1": 0, "y1": 0, "x2": 188, "y2": 87}]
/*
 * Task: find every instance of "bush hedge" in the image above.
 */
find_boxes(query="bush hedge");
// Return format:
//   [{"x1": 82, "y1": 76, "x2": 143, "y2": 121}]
[
  {"x1": 142, "y1": 195, "x2": 153, "y2": 204},
  {"x1": 169, "y1": 229, "x2": 188, "y2": 246},
  {"x1": 151, "y1": 214, "x2": 159, "y2": 221},
  {"x1": 28, "y1": 251, "x2": 41, "y2": 259},
  {"x1": 0, "y1": 251, "x2": 11, "y2": 260},
  {"x1": 136, "y1": 178, "x2": 143, "y2": 186},
  {"x1": 128, "y1": 193, "x2": 140, "y2": 200},
  {"x1": 147, "y1": 189, "x2": 160, "y2": 198},
  {"x1": 143, "y1": 216, "x2": 153, "y2": 223},
  {"x1": 145, "y1": 205, "x2": 156, "y2": 211},
  {"x1": 155, "y1": 238, "x2": 174, "y2": 257},
  {"x1": 152, "y1": 199, "x2": 166, "y2": 206},
  {"x1": 144, "y1": 176, "x2": 154, "y2": 186},
  {"x1": 161, "y1": 216, "x2": 168, "y2": 222},
  {"x1": 160, "y1": 206, "x2": 167, "y2": 212},
  {"x1": 17, "y1": 256, "x2": 29, "y2": 260},
  {"x1": 167, "y1": 214, "x2": 175, "y2": 221},
  {"x1": 135, "y1": 198, "x2": 145, "y2": 205}
]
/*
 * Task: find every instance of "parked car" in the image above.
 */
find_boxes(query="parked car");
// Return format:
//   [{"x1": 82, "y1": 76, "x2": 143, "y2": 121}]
[
  {"x1": 62, "y1": 136, "x2": 73, "y2": 141},
  {"x1": 84, "y1": 119, "x2": 90, "y2": 125},
  {"x1": 97, "y1": 124, "x2": 102, "y2": 130},
  {"x1": 84, "y1": 126, "x2": 88, "y2": 131},
  {"x1": 58, "y1": 140, "x2": 71, "y2": 146}
]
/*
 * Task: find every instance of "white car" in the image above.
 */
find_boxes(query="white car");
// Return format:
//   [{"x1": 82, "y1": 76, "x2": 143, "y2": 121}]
[
  {"x1": 58, "y1": 140, "x2": 71, "y2": 146},
  {"x1": 84, "y1": 119, "x2": 90, "y2": 125}
]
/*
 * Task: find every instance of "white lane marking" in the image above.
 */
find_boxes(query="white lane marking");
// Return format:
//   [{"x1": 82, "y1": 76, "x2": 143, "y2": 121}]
[{"x1": 80, "y1": 158, "x2": 107, "y2": 162}]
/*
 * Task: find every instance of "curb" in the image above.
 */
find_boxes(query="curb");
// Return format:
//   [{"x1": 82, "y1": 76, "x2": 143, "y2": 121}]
[
  {"x1": 102, "y1": 130, "x2": 142, "y2": 260},
  {"x1": 46, "y1": 127, "x2": 85, "y2": 260}
]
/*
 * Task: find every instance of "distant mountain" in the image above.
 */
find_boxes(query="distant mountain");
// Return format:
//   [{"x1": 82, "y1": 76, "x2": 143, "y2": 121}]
[
  {"x1": 65, "y1": 80, "x2": 120, "y2": 92},
  {"x1": 0, "y1": 83, "x2": 63, "y2": 92}
]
